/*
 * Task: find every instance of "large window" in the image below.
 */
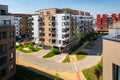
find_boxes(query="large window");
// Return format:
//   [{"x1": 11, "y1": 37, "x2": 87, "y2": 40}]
[
  {"x1": 9, "y1": 31, "x2": 14, "y2": 38},
  {"x1": 9, "y1": 64, "x2": 14, "y2": 72},
  {"x1": 62, "y1": 22, "x2": 69, "y2": 26},
  {"x1": 9, "y1": 53, "x2": 14, "y2": 60},
  {"x1": 9, "y1": 42, "x2": 14, "y2": 49},
  {"x1": 113, "y1": 64, "x2": 120, "y2": 80},
  {"x1": 0, "y1": 44, "x2": 6, "y2": 54},
  {"x1": 4, "y1": 20, "x2": 11, "y2": 26},
  {"x1": 62, "y1": 16, "x2": 69, "y2": 20},
  {"x1": 0, "y1": 32, "x2": 6, "y2": 40}
]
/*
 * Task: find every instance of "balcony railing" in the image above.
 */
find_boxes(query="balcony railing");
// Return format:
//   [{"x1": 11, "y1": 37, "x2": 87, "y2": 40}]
[
  {"x1": 0, "y1": 53, "x2": 7, "y2": 58},
  {"x1": 0, "y1": 63, "x2": 7, "y2": 71},
  {"x1": 0, "y1": 24, "x2": 14, "y2": 27}
]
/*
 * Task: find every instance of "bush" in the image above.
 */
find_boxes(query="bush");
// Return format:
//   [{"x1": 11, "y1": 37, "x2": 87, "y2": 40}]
[
  {"x1": 19, "y1": 43, "x2": 24, "y2": 47},
  {"x1": 51, "y1": 48, "x2": 59, "y2": 54}
]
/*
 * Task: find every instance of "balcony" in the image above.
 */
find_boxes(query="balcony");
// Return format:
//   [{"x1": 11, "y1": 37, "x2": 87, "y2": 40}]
[
  {"x1": 0, "y1": 63, "x2": 7, "y2": 71},
  {"x1": 38, "y1": 17, "x2": 44, "y2": 21},
  {"x1": 0, "y1": 53, "x2": 7, "y2": 58},
  {"x1": 49, "y1": 22, "x2": 56, "y2": 27},
  {"x1": 0, "y1": 24, "x2": 14, "y2": 27},
  {"x1": 49, "y1": 16, "x2": 55, "y2": 21}
]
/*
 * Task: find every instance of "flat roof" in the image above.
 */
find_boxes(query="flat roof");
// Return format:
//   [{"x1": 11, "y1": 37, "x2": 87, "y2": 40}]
[{"x1": 103, "y1": 33, "x2": 120, "y2": 42}]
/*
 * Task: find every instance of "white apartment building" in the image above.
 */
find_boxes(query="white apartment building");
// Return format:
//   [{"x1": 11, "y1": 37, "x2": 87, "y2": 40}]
[
  {"x1": 32, "y1": 8, "x2": 93, "y2": 52},
  {"x1": 14, "y1": 17, "x2": 22, "y2": 37}
]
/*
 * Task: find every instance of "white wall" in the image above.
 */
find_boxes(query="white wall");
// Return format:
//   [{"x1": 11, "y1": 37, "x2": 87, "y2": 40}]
[
  {"x1": 14, "y1": 17, "x2": 22, "y2": 36},
  {"x1": 55, "y1": 13, "x2": 70, "y2": 47},
  {"x1": 32, "y1": 15, "x2": 39, "y2": 44}
]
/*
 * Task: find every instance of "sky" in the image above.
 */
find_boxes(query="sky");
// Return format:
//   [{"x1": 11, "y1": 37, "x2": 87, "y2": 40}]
[{"x1": 0, "y1": 0, "x2": 120, "y2": 16}]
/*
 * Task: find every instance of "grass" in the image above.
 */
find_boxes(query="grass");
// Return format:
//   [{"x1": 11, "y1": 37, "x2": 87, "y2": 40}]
[
  {"x1": 83, "y1": 58, "x2": 103, "y2": 80},
  {"x1": 76, "y1": 51, "x2": 87, "y2": 60},
  {"x1": 16, "y1": 44, "x2": 41, "y2": 53},
  {"x1": 15, "y1": 65, "x2": 53, "y2": 80},
  {"x1": 43, "y1": 51, "x2": 56, "y2": 58},
  {"x1": 62, "y1": 55, "x2": 70, "y2": 63},
  {"x1": 43, "y1": 48, "x2": 60, "y2": 58}
]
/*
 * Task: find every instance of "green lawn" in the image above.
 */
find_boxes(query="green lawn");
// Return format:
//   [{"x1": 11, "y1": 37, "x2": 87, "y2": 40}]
[
  {"x1": 83, "y1": 58, "x2": 103, "y2": 80},
  {"x1": 43, "y1": 52, "x2": 56, "y2": 58},
  {"x1": 16, "y1": 43, "x2": 41, "y2": 53},
  {"x1": 43, "y1": 48, "x2": 60, "y2": 58},
  {"x1": 15, "y1": 65, "x2": 53, "y2": 80},
  {"x1": 62, "y1": 55, "x2": 70, "y2": 63},
  {"x1": 76, "y1": 51, "x2": 87, "y2": 60}
]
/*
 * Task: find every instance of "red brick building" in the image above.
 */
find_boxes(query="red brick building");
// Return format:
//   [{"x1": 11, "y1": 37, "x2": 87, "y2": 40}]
[{"x1": 96, "y1": 13, "x2": 120, "y2": 31}]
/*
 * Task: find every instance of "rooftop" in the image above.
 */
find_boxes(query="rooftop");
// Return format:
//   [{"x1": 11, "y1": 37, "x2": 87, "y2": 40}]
[{"x1": 103, "y1": 33, "x2": 120, "y2": 42}]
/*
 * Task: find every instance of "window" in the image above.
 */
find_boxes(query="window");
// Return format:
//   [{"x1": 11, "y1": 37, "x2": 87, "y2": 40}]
[
  {"x1": 40, "y1": 12, "x2": 44, "y2": 15},
  {"x1": 62, "y1": 22, "x2": 69, "y2": 26},
  {"x1": 0, "y1": 44, "x2": 6, "y2": 54},
  {"x1": 62, "y1": 35, "x2": 65, "y2": 39},
  {"x1": 9, "y1": 31, "x2": 14, "y2": 37},
  {"x1": 9, "y1": 64, "x2": 14, "y2": 72},
  {"x1": 4, "y1": 20, "x2": 11, "y2": 26},
  {"x1": 59, "y1": 40, "x2": 61, "y2": 44},
  {"x1": 0, "y1": 32, "x2": 6, "y2": 40},
  {"x1": 9, "y1": 53, "x2": 14, "y2": 60},
  {"x1": 52, "y1": 39, "x2": 56, "y2": 44},
  {"x1": 113, "y1": 64, "x2": 120, "y2": 80},
  {"x1": 9, "y1": 42, "x2": 14, "y2": 49},
  {"x1": 49, "y1": 22, "x2": 56, "y2": 26},
  {"x1": 47, "y1": 11, "x2": 51, "y2": 14},
  {"x1": 62, "y1": 16, "x2": 69, "y2": 20}
]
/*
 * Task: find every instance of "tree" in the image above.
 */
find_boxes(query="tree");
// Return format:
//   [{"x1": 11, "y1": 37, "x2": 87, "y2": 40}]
[{"x1": 94, "y1": 65, "x2": 103, "y2": 80}]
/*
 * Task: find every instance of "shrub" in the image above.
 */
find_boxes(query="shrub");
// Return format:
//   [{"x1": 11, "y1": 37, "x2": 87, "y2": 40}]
[
  {"x1": 19, "y1": 43, "x2": 24, "y2": 47},
  {"x1": 51, "y1": 48, "x2": 59, "y2": 54}
]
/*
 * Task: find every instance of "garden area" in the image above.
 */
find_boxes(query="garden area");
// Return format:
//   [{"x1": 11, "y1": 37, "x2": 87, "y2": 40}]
[
  {"x1": 16, "y1": 42, "x2": 41, "y2": 53},
  {"x1": 15, "y1": 65, "x2": 53, "y2": 80},
  {"x1": 62, "y1": 55, "x2": 70, "y2": 63},
  {"x1": 83, "y1": 58, "x2": 103, "y2": 80},
  {"x1": 43, "y1": 48, "x2": 59, "y2": 58},
  {"x1": 76, "y1": 51, "x2": 88, "y2": 60}
]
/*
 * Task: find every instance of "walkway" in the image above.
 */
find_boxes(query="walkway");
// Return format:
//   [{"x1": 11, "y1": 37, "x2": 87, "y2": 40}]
[
  {"x1": 46, "y1": 53, "x2": 68, "y2": 63},
  {"x1": 17, "y1": 51, "x2": 101, "y2": 72},
  {"x1": 69, "y1": 55, "x2": 86, "y2": 80}
]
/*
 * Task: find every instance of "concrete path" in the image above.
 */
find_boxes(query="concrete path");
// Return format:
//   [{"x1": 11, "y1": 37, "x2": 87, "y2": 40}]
[
  {"x1": 46, "y1": 53, "x2": 68, "y2": 63},
  {"x1": 30, "y1": 49, "x2": 50, "y2": 58},
  {"x1": 17, "y1": 51, "x2": 101, "y2": 72}
]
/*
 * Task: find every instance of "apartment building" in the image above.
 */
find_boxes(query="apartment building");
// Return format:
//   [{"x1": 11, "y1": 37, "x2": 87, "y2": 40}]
[
  {"x1": 32, "y1": 8, "x2": 93, "y2": 52},
  {"x1": 103, "y1": 22, "x2": 120, "y2": 80},
  {"x1": 0, "y1": 5, "x2": 16, "y2": 80},
  {"x1": 96, "y1": 13, "x2": 120, "y2": 31},
  {"x1": 10, "y1": 14, "x2": 32, "y2": 39}
]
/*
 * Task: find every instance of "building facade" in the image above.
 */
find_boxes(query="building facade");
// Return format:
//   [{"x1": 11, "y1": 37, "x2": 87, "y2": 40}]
[
  {"x1": 32, "y1": 8, "x2": 93, "y2": 52},
  {"x1": 10, "y1": 14, "x2": 32, "y2": 39},
  {"x1": 103, "y1": 34, "x2": 120, "y2": 80},
  {"x1": 96, "y1": 13, "x2": 120, "y2": 31},
  {"x1": 0, "y1": 5, "x2": 16, "y2": 80}
]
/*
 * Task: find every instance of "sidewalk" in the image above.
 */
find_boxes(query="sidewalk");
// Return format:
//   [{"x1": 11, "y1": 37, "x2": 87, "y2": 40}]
[
  {"x1": 69, "y1": 55, "x2": 86, "y2": 80},
  {"x1": 17, "y1": 59, "x2": 84, "y2": 80}
]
